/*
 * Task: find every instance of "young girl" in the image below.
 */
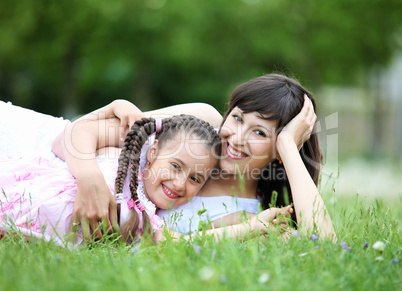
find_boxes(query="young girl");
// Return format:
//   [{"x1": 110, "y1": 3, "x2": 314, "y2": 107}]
[{"x1": 0, "y1": 115, "x2": 222, "y2": 245}]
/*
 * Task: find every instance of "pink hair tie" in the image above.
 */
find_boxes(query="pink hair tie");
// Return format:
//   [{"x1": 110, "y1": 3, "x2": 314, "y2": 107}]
[
  {"x1": 155, "y1": 118, "x2": 163, "y2": 133},
  {"x1": 128, "y1": 198, "x2": 145, "y2": 212}
]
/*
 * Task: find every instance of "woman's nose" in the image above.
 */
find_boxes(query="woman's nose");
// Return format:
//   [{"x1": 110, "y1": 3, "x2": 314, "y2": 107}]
[{"x1": 232, "y1": 125, "x2": 246, "y2": 146}]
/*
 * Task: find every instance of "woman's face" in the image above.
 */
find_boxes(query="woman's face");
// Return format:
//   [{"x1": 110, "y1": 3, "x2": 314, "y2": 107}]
[
  {"x1": 143, "y1": 134, "x2": 217, "y2": 209},
  {"x1": 219, "y1": 107, "x2": 278, "y2": 176}
]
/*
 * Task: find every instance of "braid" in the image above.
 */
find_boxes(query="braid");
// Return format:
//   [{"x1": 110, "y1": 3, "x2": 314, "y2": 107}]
[
  {"x1": 116, "y1": 118, "x2": 155, "y2": 242},
  {"x1": 115, "y1": 115, "x2": 221, "y2": 244}
]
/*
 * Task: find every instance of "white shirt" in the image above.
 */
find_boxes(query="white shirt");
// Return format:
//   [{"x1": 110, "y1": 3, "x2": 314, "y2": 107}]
[{"x1": 158, "y1": 195, "x2": 260, "y2": 234}]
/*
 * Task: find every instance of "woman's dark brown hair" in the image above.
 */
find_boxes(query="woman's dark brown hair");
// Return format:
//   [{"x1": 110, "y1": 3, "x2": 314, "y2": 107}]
[
  {"x1": 115, "y1": 115, "x2": 221, "y2": 243},
  {"x1": 221, "y1": 74, "x2": 323, "y2": 218}
]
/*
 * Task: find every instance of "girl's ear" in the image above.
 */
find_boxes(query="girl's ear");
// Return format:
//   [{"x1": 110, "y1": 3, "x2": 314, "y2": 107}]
[{"x1": 146, "y1": 140, "x2": 159, "y2": 163}]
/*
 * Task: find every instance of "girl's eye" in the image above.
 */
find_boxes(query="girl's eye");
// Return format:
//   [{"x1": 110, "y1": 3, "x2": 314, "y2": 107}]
[
  {"x1": 233, "y1": 115, "x2": 242, "y2": 123},
  {"x1": 255, "y1": 130, "x2": 267, "y2": 137},
  {"x1": 190, "y1": 176, "x2": 201, "y2": 183},
  {"x1": 172, "y1": 163, "x2": 181, "y2": 171}
]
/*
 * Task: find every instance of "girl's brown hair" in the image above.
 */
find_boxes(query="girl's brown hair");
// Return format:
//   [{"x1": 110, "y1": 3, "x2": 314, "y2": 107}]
[{"x1": 115, "y1": 115, "x2": 221, "y2": 243}]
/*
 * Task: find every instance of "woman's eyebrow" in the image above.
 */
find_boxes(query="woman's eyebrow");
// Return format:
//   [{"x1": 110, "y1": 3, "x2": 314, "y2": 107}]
[
  {"x1": 255, "y1": 116, "x2": 275, "y2": 134},
  {"x1": 232, "y1": 108, "x2": 243, "y2": 116},
  {"x1": 256, "y1": 124, "x2": 274, "y2": 134}
]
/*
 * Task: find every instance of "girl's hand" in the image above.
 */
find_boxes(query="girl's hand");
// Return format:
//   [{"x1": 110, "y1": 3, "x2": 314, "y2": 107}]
[
  {"x1": 69, "y1": 173, "x2": 119, "y2": 241},
  {"x1": 111, "y1": 100, "x2": 145, "y2": 142},
  {"x1": 276, "y1": 94, "x2": 317, "y2": 154}
]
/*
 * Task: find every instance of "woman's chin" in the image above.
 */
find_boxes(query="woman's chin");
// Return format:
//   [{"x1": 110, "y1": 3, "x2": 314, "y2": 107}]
[{"x1": 219, "y1": 159, "x2": 244, "y2": 175}]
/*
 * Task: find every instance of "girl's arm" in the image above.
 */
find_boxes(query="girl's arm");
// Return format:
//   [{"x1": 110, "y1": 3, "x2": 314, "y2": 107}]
[
  {"x1": 54, "y1": 100, "x2": 222, "y2": 159},
  {"x1": 101, "y1": 101, "x2": 223, "y2": 140},
  {"x1": 53, "y1": 118, "x2": 122, "y2": 240},
  {"x1": 143, "y1": 103, "x2": 223, "y2": 128},
  {"x1": 276, "y1": 96, "x2": 336, "y2": 241}
]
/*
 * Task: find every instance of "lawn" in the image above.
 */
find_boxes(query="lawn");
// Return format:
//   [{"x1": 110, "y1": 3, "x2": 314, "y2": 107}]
[{"x1": 0, "y1": 193, "x2": 400, "y2": 290}]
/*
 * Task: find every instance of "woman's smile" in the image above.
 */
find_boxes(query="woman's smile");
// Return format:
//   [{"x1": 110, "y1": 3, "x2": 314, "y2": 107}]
[{"x1": 225, "y1": 142, "x2": 248, "y2": 160}]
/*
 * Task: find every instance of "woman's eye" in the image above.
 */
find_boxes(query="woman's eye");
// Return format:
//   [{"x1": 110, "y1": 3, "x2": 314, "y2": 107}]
[
  {"x1": 190, "y1": 176, "x2": 201, "y2": 183},
  {"x1": 255, "y1": 130, "x2": 266, "y2": 137},
  {"x1": 233, "y1": 115, "x2": 242, "y2": 123}
]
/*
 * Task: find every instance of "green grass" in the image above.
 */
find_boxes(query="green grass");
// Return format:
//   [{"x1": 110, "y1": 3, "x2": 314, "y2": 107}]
[{"x1": 0, "y1": 195, "x2": 401, "y2": 291}]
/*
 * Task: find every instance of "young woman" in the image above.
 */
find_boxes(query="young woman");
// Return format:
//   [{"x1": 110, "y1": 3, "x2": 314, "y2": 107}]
[{"x1": 54, "y1": 73, "x2": 336, "y2": 241}]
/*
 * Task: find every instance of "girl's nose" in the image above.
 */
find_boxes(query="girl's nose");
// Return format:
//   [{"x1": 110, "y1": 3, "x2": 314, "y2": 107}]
[{"x1": 172, "y1": 175, "x2": 186, "y2": 191}]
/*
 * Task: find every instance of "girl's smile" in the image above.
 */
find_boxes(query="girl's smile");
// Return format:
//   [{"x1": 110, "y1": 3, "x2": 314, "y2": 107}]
[{"x1": 162, "y1": 184, "x2": 181, "y2": 199}]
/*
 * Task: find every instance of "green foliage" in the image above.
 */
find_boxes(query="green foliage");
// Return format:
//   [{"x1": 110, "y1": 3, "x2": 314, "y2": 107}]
[
  {"x1": 0, "y1": 0, "x2": 401, "y2": 117},
  {"x1": 0, "y1": 195, "x2": 401, "y2": 290}
]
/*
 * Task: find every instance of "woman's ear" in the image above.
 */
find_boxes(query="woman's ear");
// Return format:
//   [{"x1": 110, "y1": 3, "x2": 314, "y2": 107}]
[{"x1": 146, "y1": 140, "x2": 159, "y2": 163}]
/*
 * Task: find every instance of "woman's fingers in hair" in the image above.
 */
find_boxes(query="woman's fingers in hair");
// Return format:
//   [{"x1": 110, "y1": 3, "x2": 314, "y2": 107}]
[{"x1": 301, "y1": 95, "x2": 317, "y2": 143}]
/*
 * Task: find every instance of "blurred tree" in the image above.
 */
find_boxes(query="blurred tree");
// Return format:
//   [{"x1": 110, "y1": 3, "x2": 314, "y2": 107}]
[{"x1": 0, "y1": 0, "x2": 401, "y2": 123}]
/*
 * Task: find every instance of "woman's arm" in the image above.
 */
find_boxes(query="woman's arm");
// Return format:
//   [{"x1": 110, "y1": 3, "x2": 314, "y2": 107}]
[
  {"x1": 154, "y1": 207, "x2": 292, "y2": 243},
  {"x1": 276, "y1": 97, "x2": 336, "y2": 241}
]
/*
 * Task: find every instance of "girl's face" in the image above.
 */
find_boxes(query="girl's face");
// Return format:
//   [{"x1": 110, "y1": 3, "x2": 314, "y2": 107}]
[
  {"x1": 143, "y1": 134, "x2": 217, "y2": 209},
  {"x1": 219, "y1": 107, "x2": 278, "y2": 176}
]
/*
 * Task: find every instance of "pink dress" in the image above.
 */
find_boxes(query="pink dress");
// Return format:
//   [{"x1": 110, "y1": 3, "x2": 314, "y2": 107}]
[{"x1": 0, "y1": 155, "x2": 163, "y2": 247}]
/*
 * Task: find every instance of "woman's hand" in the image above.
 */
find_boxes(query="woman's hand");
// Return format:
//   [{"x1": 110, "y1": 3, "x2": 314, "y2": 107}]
[
  {"x1": 252, "y1": 205, "x2": 294, "y2": 233},
  {"x1": 110, "y1": 100, "x2": 145, "y2": 141},
  {"x1": 276, "y1": 94, "x2": 317, "y2": 154}
]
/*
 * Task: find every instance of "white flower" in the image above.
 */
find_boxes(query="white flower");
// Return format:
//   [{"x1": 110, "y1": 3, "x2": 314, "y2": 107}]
[
  {"x1": 199, "y1": 267, "x2": 214, "y2": 281},
  {"x1": 258, "y1": 273, "x2": 270, "y2": 284},
  {"x1": 372, "y1": 241, "x2": 386, "y2": 252},
  {"x1": 376, "y1": 256, "x2": 384, "y2": 261}
]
